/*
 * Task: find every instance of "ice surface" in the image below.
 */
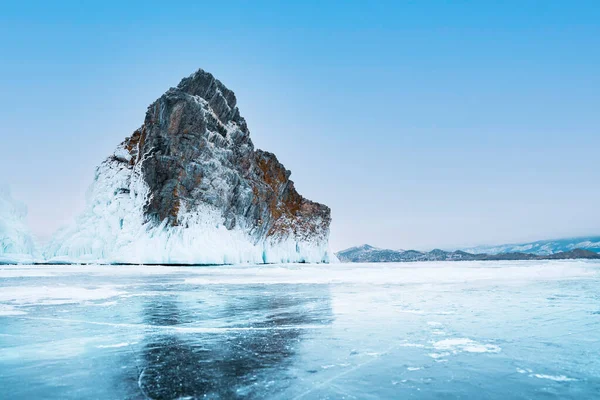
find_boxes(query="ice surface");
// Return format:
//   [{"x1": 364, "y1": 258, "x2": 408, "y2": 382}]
[
  {"x1": 0, "y1": 304, "x2": 27, "y2": 316},
  {"x1": 0, "y1": 285, "x2": 123, "y2": 306},
  {"x1": 0, "y1": 186, "x2": 37, "y2": 264},
  {"x1": 1, "y1": 261, "x2": 599, "y2": 399},
  {"x1": 43, "y1": 148, "x2": 333, "y2": 264}
]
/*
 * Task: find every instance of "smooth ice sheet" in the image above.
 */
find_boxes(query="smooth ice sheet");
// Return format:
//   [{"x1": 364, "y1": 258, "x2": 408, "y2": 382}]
[{"x1": 1, "y1": 261, "x2": 599, "y2": 399}]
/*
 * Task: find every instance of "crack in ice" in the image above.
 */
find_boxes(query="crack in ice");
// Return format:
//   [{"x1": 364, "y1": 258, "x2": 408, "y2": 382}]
[{"x1": 18, "y1": 317, "x2": 327, "y2": 333}]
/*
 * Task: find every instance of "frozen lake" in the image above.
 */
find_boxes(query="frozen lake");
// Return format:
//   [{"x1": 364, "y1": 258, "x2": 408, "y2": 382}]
[{"x1": 1, "y1": 261, "x2": 600, "y2": 399}]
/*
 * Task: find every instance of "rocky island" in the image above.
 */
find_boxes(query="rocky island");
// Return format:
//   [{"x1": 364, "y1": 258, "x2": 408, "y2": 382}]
[{"x1": 43, "y1": 69, "x2": 333, "y2": 264}]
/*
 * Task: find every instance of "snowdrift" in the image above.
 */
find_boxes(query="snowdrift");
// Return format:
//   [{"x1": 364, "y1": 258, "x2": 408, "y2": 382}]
[{"x1": 0, "y1": 186, "x2": 38, "y2": 264}]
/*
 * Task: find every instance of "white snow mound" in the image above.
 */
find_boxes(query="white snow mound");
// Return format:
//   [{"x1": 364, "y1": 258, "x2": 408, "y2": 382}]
[
  {"x1": 44, "y1": 146, "x2": 333, "y2": 265},
  {"x1": 0, "y1": 186, "x2": 37, "y2": 264}
]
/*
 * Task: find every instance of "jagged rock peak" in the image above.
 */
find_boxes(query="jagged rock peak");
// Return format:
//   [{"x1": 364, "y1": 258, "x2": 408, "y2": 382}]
[{"x1": 174, "y1": 68, "x2": 246, "y2": 129}]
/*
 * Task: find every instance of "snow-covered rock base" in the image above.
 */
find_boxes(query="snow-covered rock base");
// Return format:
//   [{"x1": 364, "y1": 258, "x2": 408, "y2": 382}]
[{"x1": 44, "y1": 149, "x2": 331, "y2": 264}]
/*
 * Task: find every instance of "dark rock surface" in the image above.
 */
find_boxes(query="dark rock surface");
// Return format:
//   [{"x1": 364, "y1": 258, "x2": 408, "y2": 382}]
[{"x1": 120, "y1": 69, "x2": 330, "y2": 245}]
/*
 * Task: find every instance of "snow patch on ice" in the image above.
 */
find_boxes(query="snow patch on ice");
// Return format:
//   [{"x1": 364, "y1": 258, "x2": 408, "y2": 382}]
[
  {"x1": 428, "y1": 352, "x2": 450, "y2": 359},
  {"x1": 0, "y1": 286, "x2": 123, "y2": 305},
  {"x1": 398, "y1": 343, "x2": 426, "y2": 348},
  {"x1": 532, "y1": 374, "x2": 577, "y2": 382},
  {"x1": 432, "y1": 338, "x2": 501, "y2": 354},
  {"x1": 517, "y1": 367, "x2": 577, "y2": 382}
]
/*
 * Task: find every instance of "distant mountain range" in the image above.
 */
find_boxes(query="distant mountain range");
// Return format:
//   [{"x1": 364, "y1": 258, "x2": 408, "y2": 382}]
[
  {"x1": 336, "y1": 244, "x2": 600, "y2": 263},
  {"x1": 462, "y1": 236, "x2": 600, "y2": 256}
]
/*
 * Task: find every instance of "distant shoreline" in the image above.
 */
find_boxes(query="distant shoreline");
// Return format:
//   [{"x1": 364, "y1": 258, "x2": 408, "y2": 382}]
[{"x1": 2, "y1": 252, "x2": 600, "y2": 266}]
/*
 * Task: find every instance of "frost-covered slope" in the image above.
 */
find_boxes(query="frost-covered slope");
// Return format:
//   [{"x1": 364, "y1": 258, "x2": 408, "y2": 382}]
[
  {"x1": 45, "y1": 69, "x2": 333, "y2": 264},
  {"x1": 0, "y1": 186, "x2": 37, "y2": 264}
]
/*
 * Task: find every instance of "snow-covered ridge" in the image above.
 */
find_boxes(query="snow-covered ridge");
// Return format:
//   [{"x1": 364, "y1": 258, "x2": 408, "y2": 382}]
[{"x1": 463, "y1": 236, "x2": 600, "y2": 255}]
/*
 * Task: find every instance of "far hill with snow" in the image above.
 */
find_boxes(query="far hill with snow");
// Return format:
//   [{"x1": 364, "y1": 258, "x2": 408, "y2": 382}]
[
  {"x1": 336, "y1": 242, "x2": 600, "y2": 263},
  {"x1": 336, "y1": 245, "x2": 484, "y2": 263},
  {"x1": 462, "y1": 236, "x2": 600, "y2": 256}
]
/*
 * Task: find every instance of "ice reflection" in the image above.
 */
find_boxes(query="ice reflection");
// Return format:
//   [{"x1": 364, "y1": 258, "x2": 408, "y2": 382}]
[{"x1": 133, "y1": 284, "x2": 333, "y2": 399}]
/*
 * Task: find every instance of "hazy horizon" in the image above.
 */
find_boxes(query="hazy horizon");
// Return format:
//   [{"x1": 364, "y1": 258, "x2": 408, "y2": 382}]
[{"x1": 1, "y1": 1, "x2": 599, "y2": 252}]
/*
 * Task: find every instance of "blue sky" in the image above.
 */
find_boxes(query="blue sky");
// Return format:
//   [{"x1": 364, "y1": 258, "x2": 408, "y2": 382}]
[{"x1": 1, "y1": 0, "x2": 599, "y2": 251}]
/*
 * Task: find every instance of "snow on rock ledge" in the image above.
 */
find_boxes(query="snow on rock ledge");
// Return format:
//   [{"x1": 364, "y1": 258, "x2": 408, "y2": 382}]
[
  {"x1": 45, "y1": 69, "x2": 333, "y2": 264},
  {"x1": 0, "y1": 186, "x2": 37, "y2": 264}
]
